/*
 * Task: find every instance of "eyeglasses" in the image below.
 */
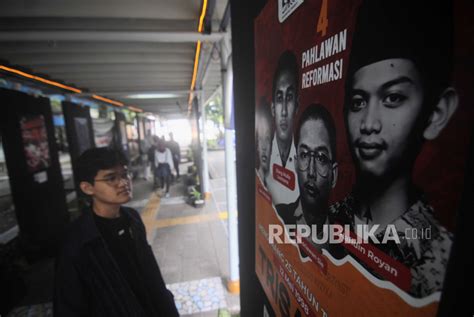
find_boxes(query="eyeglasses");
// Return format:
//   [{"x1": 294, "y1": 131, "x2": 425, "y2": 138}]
[
  {"x1": 296, "y1": 149, "x2": 333, "y2": 177},
  {"x1": 95, "y1": 171, "x2": 131, "y2": 186}
]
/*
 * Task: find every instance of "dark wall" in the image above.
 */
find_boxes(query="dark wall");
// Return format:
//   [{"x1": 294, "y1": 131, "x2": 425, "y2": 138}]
[
  {"x1": 62, "y1": 101, "x2": 95, "y2": 200},
  {"x1": 0, "y1": 89, "x2": 68, "y2": 257},
  {"x1": 62, "y1": 101, "x2": 95, "y2": 164},
  {"x1": 230, "y1": 0, "x2": 269, "y2": 316},
  {"x1": 114, "y1": 111, "x2": 130, "y2": 159},
  {"x1": 438, "y1": 129, "x2": 474, "y2": 317}
]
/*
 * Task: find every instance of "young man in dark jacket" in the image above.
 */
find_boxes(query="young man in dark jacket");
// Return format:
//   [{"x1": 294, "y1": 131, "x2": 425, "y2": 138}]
[{"x1": 54, "y1": 147, "x2": 178, "y2": 316}]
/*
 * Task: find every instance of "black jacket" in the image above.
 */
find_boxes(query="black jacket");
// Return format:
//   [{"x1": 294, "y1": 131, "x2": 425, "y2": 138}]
[{"x1": 54, "y1": 206, "x2": 179, "y2": 317}]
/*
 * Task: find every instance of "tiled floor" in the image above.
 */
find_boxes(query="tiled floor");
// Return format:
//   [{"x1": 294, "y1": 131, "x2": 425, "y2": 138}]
[
  {"x1": 7, "y1": 302, "x2": 52, "y2": 317},
  {"x1": 167, "y1": 277, "x2": 227, "y2": 315},
  {"x1": 148, "y1": 151, "x2": 240, "y2": 316}
]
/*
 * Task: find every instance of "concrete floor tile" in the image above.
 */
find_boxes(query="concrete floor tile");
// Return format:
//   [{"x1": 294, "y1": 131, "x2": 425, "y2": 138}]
[{"x1": 139, "y1": 151, "x2": 240, "y2": 314}]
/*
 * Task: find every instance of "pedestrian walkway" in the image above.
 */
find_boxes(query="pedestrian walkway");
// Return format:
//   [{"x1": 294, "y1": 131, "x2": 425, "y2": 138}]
[{"x1": 130, "y1": 151, "x2": 240, "y2": 316}]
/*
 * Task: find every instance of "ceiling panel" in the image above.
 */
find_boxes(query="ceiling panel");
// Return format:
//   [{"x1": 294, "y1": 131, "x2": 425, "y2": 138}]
[{"x1": 0, "y1": 0, "x2": 229, "y2": 117}]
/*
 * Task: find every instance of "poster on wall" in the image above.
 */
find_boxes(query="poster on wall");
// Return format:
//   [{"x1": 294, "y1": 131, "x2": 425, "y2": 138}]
[
  {"x1": 93, "y1": 117, "x2": 115, "y2": 148},
  {"x1": 20, "y1": 115, "x2": 51, "y2": 173},
  {"x1": 254, "y1": 0, "x2": 473, "y2": 316}
]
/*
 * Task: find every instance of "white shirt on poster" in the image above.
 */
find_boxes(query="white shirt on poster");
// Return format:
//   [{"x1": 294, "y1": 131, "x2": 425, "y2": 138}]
[{"x1": 266, "y1": 135, "x2": 300, "y2": 206}]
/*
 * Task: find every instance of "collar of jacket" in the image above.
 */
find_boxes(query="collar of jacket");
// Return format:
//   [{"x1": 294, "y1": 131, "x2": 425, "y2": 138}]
[{"x1": 73, "y1": 206, "x2": 140, "y2": 247}]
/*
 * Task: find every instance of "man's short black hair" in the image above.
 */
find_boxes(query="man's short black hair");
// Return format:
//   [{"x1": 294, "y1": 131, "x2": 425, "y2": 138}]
[
  {"x1": 75, "y1": 147, "x2": 128, "y2": 184},
  {"x1": 272, "y1": 50, "x2": 299, "y2": 102},
  {"x1": 295, "y1": 104, "x2": 337, "y2": 161}
]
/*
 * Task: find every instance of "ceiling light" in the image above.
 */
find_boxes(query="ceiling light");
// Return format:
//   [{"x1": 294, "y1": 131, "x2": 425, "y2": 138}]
[{"x1": 126, "y1": 93, "x2": 180, "y2": 99}]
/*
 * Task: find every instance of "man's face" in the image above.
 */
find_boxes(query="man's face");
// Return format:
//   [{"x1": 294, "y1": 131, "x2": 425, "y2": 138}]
[
  {"x1": 272, "y1": 70, "x2": 297, "y2": 145},
  {"x1": 157, "y1": 140, "x2": 166, "y2": 152},
  {"x1": 86, "y1": 165, "x2": 133, "y2": 206},
  {"x1": 257, "y1": 118, "x2": 272, "y2": 175},
  {"x1": 296, "y1": 118, "x2": 335, "y2": 216},
  {"x1": 346, "y1": 58, "x2": 424, "y2": 179}
]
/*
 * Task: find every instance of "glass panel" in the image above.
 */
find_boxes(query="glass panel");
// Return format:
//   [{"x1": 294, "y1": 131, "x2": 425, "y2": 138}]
[
  {"x1": 0, "y1": 133, "x2": 18, "y2": 243},
  {"x1": 51, "y1": 99, "x2": 79, "y2": 219}
]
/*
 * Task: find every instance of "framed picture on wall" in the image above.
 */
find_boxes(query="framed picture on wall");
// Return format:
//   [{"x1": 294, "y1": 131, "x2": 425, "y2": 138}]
[{"x1": 20, "y1": 115, "x2": 51, "y2": 173}]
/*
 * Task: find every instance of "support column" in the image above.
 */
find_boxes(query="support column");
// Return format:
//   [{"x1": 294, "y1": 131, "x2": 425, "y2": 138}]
[
  {"x1": 220, "y1": 37, "x2": 240, "y2": 294},
  {"x1": 198, "y1": 89, "x2": 211, "y2": 199}
]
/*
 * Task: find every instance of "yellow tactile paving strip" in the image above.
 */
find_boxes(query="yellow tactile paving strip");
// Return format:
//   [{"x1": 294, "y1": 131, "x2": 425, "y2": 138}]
[
  {"x1": 140, "y1": 192, "x2": 228, "y2": 241},
  {"x1": 155, "y1": 211, "x2": 228, "y2": 229},
  {"x1": 140, "y1": 191, "x2": 161, "y2": 242}
]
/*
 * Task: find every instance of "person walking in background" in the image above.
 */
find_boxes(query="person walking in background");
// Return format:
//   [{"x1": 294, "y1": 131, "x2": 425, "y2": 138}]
[
  {"x1": 167, "y1": 132, "x2": 181, "y2": 180},
  {"x1": 154, "y1": 138, "x2": 174, "y2": 197}
]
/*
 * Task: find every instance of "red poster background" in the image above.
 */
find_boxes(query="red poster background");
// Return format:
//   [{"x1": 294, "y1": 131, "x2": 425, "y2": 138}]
[{"x1": 254, "y1": 0, "x2": 474, "y2": 316}]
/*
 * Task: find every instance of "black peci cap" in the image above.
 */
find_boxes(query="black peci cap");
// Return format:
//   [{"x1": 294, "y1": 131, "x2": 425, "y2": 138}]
[{"x1": 347, "y1": 0, "x2": 454, "y2": 98}]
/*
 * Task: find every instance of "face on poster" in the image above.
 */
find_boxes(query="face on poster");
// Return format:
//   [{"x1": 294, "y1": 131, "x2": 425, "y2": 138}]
[{"x1": 254, "y1": 1, "x2": 473, "y2": 316}]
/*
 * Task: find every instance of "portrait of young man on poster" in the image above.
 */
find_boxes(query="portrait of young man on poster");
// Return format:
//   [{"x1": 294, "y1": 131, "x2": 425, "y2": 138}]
[
  {"x1": 255, "y1": 98, "x2": 274, "y2": 188},
  {"x1": 266, "y1": 50, "x2": 301, "y2": 207},
  {"x1": 276, "y1": 104, "x2": 338, "y2": 252},
  {"x1": 330, "y1": 0, "x2": 458, "y2": 297}
]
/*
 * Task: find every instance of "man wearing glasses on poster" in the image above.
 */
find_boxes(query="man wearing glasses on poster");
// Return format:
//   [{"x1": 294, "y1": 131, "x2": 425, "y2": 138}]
[{"x1": 276, "y1": 104, "x2": 338, "y2": 253}]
